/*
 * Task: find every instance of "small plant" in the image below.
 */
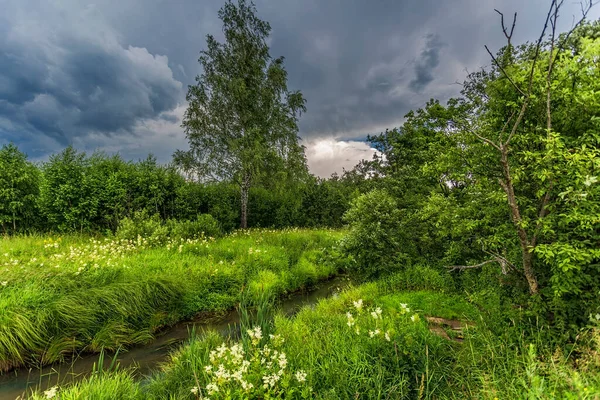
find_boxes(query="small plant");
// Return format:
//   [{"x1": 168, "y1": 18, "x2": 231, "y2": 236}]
[{"x1": 191, "y1": 329, "x2": 311, "y2": 399}]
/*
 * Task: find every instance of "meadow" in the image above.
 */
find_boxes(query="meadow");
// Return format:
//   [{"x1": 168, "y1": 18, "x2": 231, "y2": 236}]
[
  {"x1": 16, "y1": 258, "x2": 600, "y2": 399},
  {"x1": 0, "y1": 228, "x2": 342, "y2": 373}
]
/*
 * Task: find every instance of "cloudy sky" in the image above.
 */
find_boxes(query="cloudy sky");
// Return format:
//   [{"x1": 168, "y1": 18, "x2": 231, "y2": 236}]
[{"x1": 1, "y1": 0, "x2": 597, "y2": 177}]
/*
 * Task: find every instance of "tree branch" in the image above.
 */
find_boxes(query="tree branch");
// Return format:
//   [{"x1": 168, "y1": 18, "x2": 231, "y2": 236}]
[
  {"x1": 446, "y1": 259, "x2": 498, "y2": 272},
  {"x1": 485, "y1": 45, "x2": 527, "y2": 97}
]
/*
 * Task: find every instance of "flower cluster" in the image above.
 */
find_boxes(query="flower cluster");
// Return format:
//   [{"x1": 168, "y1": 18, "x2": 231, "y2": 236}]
[
  {"x1": 345, "y1": 299, "x2": 420, "y2": 342},
  {"x1": 43, "y1": 386, "x2": 58, "y2": 399},
  {"x1": 192, "y1": 327, "x2": 309, "y2": 399}
]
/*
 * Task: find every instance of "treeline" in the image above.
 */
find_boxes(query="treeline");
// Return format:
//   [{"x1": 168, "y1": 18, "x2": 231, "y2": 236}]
[{"x1": 0, "y1": 143, "x2": 367, "y2": 234}]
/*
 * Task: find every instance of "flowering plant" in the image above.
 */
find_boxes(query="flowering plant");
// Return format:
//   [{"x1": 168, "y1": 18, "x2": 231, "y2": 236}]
[{"x1": 191, "y1": 326, "x2": 312, "y2": 399}]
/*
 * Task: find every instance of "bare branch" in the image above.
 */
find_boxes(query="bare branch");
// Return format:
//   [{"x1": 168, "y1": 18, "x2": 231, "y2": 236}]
[
  {"x1": 494, "y1": 9, "x2": 517, "y2": 44},
  {"x1": 446, "y1": 259, "x2": 497, "y2": 272},
  {"x1": 485, "y1": 45, "x2": 527, "y2": 97}
]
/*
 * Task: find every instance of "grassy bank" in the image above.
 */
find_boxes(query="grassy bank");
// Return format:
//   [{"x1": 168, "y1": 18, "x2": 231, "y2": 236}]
[
  {"x1": 0, "y1": 229, "x2": 342, "y2": 371},
  {"x1": 26, "y1": 276, "x2": 600, "y2": 399}
]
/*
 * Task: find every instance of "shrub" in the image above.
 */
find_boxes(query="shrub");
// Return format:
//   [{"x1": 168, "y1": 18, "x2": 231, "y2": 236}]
[
  {"x1": 116, "y1": 212, "x2": 222, "y2": 245},
  {"x1": 341, "y1": 189, "x2": 414, "y2": 277},
  {"x1": 115, "y1": 210, "x2": 164, "y2": 242},
  {"x1": 166, "y1": 214, "x2": 222, "y2": 240}
]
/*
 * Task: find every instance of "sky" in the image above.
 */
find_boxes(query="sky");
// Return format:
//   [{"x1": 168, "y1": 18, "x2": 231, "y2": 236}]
[{"x1": 1, "y1": 0, "x2": 598, "y2": 177}]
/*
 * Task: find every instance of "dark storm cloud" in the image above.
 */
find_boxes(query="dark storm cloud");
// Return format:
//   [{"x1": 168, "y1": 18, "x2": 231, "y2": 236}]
[
  {"x1": 409, "y1": 34, "x2": 447, "y2": 93},
  {"x1": 0, "y1": 1, "x2": 182, "y2": 148},
  {"x1": 0, "y1": 0, "x2": 598, "y2": 164}
]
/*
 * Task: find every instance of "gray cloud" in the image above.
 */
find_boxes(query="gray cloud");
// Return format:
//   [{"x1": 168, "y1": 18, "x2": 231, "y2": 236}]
[
  {"x1": 409, "y1": 34, "x2": 447, "y2": 92},
  {"x1": 0, "y1": 0, "x2": 182, "y2": 151},
  {"x1": 0, "y1": 0, "x2": 598, "y2": 171}
]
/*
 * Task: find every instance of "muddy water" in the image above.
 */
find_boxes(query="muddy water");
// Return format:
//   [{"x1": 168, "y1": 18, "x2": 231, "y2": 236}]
[{"x1": 0, "y1": 277, "x2": 350, "y2": 400}]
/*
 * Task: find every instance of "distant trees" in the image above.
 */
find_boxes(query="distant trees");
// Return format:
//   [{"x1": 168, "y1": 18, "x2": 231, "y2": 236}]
[
  {"x1": 0, "y1": 143, "x2": 360, "y2": 234},
  {"x1": 0, "y1": 144, "x2": 39, "y2": 233},
  {"x1": 177, "y1": 0, "x2": 307, "y2": 228}
]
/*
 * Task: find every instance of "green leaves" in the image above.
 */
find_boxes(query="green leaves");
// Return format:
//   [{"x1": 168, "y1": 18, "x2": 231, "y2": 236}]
[
  {"x1": 0, "y1": 143, "x2": 40, "y2": 233},
  {"x1": 179, "y1": 0, "x2": 307, "y2": 228}
]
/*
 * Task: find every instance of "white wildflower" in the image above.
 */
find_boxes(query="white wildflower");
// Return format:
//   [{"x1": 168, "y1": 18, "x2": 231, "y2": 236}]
[
  {"x1": 191, "y1": 386, "x2": 199, "y2": 394},
  {"x1": 346, "y1": 312, "x2": 355, "y2": 327},
  {"x1": 44, "y1": 386, "x2": 58, "y2": 399},
  {"x1": 385, "y1": 331, "x2": 391, "y2": 342},
  {"x1": 241, "y1": 380, "x2": 254, "y2": 391},
  {"x1": 411, "y1": 314, "x2": 420, "y2": 323},
  {"x1": 295, "y1": 370, "x2": 307, "y2": 383},
  {"x1": 206, "y1": 383, "x2": 219, "y2": 395},
  {"x1": 353, "y1": 299, "x2": 363, "y2": 311}
]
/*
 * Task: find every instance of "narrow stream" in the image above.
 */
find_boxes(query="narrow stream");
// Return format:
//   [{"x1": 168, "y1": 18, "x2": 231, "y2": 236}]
[{"x1": 0, "y1": 276, "x2": 350, "y2": 400}]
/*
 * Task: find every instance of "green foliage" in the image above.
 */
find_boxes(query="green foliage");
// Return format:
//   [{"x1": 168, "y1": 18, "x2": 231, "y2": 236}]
[
  {"x1": 0, "y1": 143, "x2": 40, "y2": 234},
  {"x1": 341, "y1": 189, "x2": 413, "y2": 277},
  {"x1": 377, "y1": 266, "x2": 456, "y2": 294},
  {"x1": 359, "y1": 22, "x2": 600, "y2": 332},
  {"x1": 177, "y1": 0, "x2": 308, "y2": 228},
  {"x1": 0, "y1": 229, "x2": 340, "y2": 370},
  {"x1": 116, "y1": 212, "x2": 222, "y2": 245}
]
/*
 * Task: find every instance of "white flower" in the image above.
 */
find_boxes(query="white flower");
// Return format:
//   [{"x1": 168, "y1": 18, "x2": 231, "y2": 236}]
[
  {"x1": 385, "y1": 331, "x2": 391, "y2": 341},
  {"x1": 355, "y1": 326, "x2": 361, "y2": 335},
  {"x1": 371, "y1": 311, "x2": 379, "y2": 320},
  {"x1": 278, "y1": 352, "x2": 288, "y2": 369},
  {"x1": 206, "y1": 383, "x2": 219, "y2": 395},
  {"x1": 44, "y1": 386, "x2": 58, "y2": 399},
  {"x1": 368, "y1": 329, "x2": 380, "y2": 338},
  {"x1": 1, "y1": 281, "x2": 7, "y2": 287},
  {"x1": 411, "y1": 314, "x2": 420, "y2": 323},
  {"x1": 241, "y1": 380, "x2": 254, "y2": 391},
  {"x1": 247, "y1": 326, "x2": 263, "y2": 345},
  {"x1": 353, "y1": 299, "x2": 363, "y2": 311},
  {"x1": 191, "y1": 386, "x2": 199, "y2": 394},
  {"x1": 375, "y1": 307, "x2": 382, "y2": 316},
  {"x1": 295, "y1": 370, "x2": 307, "y2": 383},
  {"x1": 204, "y1": 365, "x2": 212, "y2": 373},
  {"x1": 346, "y1": 312, "x2": 355, "y2": 327}
]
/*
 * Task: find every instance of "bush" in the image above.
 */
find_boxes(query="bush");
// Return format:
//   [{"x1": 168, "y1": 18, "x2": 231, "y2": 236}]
[
  {"x1": 116, "y1": 212, "x2": 222, "y2": 244},
  {"x1": 166, "y1": 214, "x2": 222, "y2": 240},
  {"x1": 341, "y1": 189, "x2": 414, "y2": 277},
  {"x1": 115, "y1": 211, "x2": 165, "y2": 243},
  {"x1": 378, "y1": 266, "x2": 456, "y2": 293}
]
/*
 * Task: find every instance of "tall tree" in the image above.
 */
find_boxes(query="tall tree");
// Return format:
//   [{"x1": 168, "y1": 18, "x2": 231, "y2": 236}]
[{"x1": 176, "y1": 0, "x2": 307, "y2": 228}]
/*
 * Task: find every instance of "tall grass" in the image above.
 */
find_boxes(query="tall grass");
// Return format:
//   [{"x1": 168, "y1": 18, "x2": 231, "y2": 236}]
[{"x1": 0, "y1": 229, "x2": 342, "y2": 371}]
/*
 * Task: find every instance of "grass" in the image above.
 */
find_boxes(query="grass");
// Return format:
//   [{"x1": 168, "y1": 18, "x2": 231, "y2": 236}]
[
  {"x1": 21, "y1": 275, "x2": 600, "y2": 399},
  {"x1": 5, "y1": 230, "x2": 600, "y2": 399},
  {"x1": 0, "y1": 228, "x2": 343, "y2": 371}
]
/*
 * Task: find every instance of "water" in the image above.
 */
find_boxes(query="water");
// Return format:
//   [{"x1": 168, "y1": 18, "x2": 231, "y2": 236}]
[{"x1": 0, "y1": 276, "x2": 350, "y2": 399}]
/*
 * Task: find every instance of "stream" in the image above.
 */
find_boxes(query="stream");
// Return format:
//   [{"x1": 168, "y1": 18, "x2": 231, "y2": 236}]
[{"x1": 0, "y1": 276, "x2": 350, "y2": 400}]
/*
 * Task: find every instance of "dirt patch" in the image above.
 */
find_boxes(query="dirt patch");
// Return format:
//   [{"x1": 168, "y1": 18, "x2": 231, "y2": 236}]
[{"x1": 426, "y1": 316, "x2": 473, "y2": 342}]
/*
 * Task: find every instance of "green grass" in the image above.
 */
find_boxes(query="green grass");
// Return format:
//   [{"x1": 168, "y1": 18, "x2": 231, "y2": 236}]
[
  {"x1": 21, "y1": 278, "x2": 600, "y2": 399},
  {"x1": 6, "y1": 231, "x2": 600, "y2": 399},
  {"x1": 0, "y1": 228, "x2": 343, "y2": 371}
]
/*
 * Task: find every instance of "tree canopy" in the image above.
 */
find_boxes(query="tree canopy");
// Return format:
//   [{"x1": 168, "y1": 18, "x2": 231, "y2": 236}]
[{"x1": 176, "y1": 0, "x2": 307, "y2": 228}]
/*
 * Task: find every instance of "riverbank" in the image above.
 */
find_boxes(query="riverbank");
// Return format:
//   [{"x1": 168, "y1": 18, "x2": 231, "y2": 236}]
[{"x1": 0, "y1": 229, "x2": 343, "y2": 372}]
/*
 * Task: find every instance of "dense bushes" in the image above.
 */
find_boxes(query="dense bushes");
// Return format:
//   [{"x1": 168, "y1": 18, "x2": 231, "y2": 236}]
[
  {"x1": 116, "y1": 212, "x2": 223, "y2": 243},
  {"x1": 341, "y1": 189, "x2": 415, "y2": 277},
  {"x1": 0, "y1": 144, "x2": 368, "y2": 235}
]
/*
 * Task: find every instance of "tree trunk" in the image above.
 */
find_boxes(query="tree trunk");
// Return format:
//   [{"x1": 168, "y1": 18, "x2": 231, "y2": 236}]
[
  {"x1": 499, "y1": 145, "x2": 539, "y2": 294},
  {"x1": 240, "y1": 172, "x2": 251, "y2": 229}
]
